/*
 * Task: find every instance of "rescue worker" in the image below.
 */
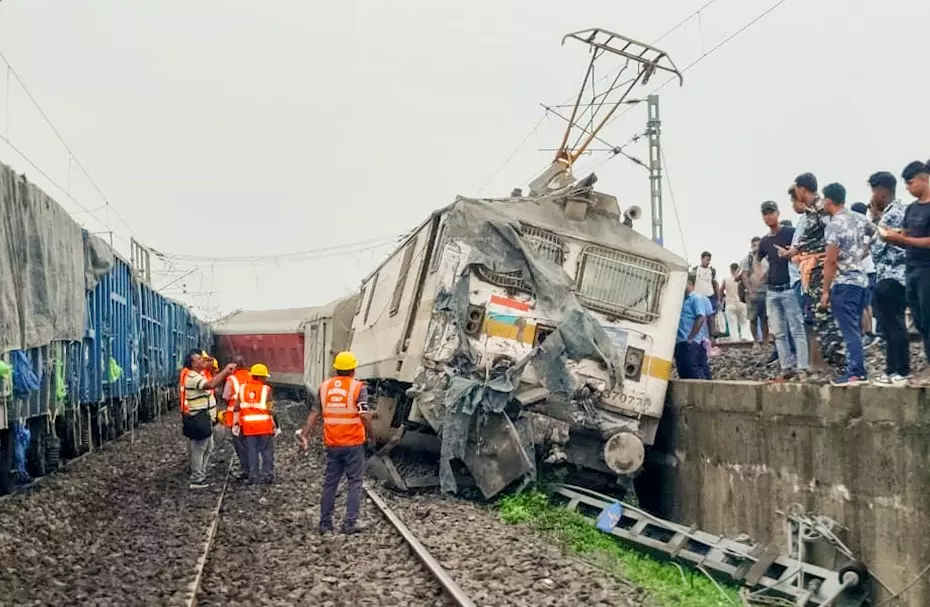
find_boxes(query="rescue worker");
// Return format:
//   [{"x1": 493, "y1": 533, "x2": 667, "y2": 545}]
[
  {"x1": 299, "y1": 351, "x2": 374, "y2": 535},
  {"x1": 221, "y1": 356, "x2": 252, "y2": 480},
  {"x1": 235, "y1": 363, "x2": 276, "y2": 484},
  {"x1": 181, "y1": 350, "x2": 236, "y2": 490}
]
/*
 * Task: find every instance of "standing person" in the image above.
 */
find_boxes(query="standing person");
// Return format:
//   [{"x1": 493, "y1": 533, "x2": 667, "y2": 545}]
[
  {"x1": 300, "y1": 351, "x2": 375, "y2": 534},
  {"x1": 741, "y1": 237, "x2": 770, "y2": 347},
  {"x1": 878, "y1": 161, "x2": 930, "y2": 386},
  {"x1": 758, "y1": 201, "x2": 809, "y2": 380},
  {"x1": 674, "y1": 275, "x2": 712, "y2": 379},
  {"x1": 851, "y1": 202, "x2": 879, "y2": 349},
  {"x1": 820, "y1": 183, "x2": 875, "y2": 386},
  {"x1": 692, "y1": 252, "x2": 720, "y2": 339},
  {"x1": 180, "y1": 350, "x2": 236, "y2": 490},
  {"x1": 222, "y1": 356, "x2": 253, "y2": 480},
  {"x1": 783, "y1": 172, "x2": 846, "y2": 372},
  {"x1": 721, "y1": 262, "x2": 751, "y2": 341},
  {"x1": 236, "y1": 364, "x2": 276, "y2": 484},
  {"x1": 868, "y1": 171, "x2": 910, "y2": 386}
]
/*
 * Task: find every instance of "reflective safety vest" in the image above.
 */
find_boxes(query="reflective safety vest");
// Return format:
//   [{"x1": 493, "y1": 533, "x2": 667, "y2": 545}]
[
  {"x1": 318, "y1": 377, "x2": 365, "y2": 448},
  {"x1": 204, "y1": 368, "x2": 217, "y2": 408},
  {"x1": 224, "y1": 369, "x2": 253, "y2": 428},
  {"x1": 179, "y1": 368, "x2": 190, "y2": 414},
  {"x1": 237, "y1": 381, "x2": 274, "y2": 436},
  {"x1": 180, "y1": 367, "x2": 212, "y2": 414}
]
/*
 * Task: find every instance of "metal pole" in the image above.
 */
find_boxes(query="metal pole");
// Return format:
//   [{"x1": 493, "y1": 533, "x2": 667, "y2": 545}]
[{"x1": 647, "y1": 94, "x2": 663, "y2": 246}]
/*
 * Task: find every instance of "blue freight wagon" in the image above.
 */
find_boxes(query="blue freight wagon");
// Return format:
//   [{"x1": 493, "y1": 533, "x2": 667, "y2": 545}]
[{"x1": 0, "y1": 162, "x2": 210, "y2": 493}]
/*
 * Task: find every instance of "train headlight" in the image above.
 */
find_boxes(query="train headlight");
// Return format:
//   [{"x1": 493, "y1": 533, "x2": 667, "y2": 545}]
[{"x1": 624, "y1": 347, "x2": 645, "y2": 381}]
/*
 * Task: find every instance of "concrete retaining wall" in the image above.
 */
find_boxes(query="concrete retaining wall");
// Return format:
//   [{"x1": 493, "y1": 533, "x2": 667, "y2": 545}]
[{"x1": 643, "y1": 380, "x2": 930, "y2": 606}]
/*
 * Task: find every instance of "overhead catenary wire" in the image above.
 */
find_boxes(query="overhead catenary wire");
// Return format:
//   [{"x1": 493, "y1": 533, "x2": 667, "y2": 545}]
[
  {"x1": 475, "y1": 0, "x2": 727, "y2": 194},
  {"x1": 660, "y1": 148, "x2": 689, "y2": 260},
  {"x1": 0, "y1": 131, "x2": 130, "y2": 245},
  {"x1": 154, "y1": 233, "x2": 404, "y2": 266},
  {"x1": 602, "y1": 0, "x2": 793, "y2": 132},
  {"x1": 0, "y1": 48, "x2": 140, "y2": 242}
]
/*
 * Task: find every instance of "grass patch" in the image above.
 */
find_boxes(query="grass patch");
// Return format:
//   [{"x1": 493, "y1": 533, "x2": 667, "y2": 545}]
[{"x1": 498, "y1": 490, "x2": 740, "y2": 607}]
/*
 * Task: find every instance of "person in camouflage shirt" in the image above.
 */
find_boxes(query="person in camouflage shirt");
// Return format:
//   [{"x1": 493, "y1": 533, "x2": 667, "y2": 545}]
[
  {"x1": 821, "y1": 183, "x2": 877, "y2": 385},
  {"x1": 868, "y1": 171, "x2": 910, "y2": 386},
  {"x1": 782, "y1": 172, "x2": 846, "y2": 372}
]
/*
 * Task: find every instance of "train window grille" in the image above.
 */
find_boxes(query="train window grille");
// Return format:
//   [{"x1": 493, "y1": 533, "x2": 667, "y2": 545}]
[
  {"x1": 576, "y1": 246, "x2": 668, "y2": 323},
  {"x1": 474, "y1": 224, "x2": 566, "y2": 292}
]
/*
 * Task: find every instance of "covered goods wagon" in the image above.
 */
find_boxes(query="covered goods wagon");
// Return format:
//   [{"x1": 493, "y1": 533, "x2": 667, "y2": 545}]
[{"x1": 0, "y1": 160, "x2": 210, "y2": 493}]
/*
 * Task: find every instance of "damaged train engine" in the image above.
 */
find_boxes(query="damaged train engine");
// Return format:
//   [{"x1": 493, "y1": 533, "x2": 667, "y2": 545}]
[
  {"x1": 351, "y1": 178, "x2": 688, "y2": 498},
  {"x1": 354, "y1": 28, "x2": 689, "y2": 498}
]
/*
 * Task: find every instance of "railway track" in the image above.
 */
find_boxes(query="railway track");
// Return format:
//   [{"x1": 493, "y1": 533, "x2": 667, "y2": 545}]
[
  {"x1": 364, "y1": 486, "x2": 476, "y2": 607},
  {"x1": 0, "y1": 407, "x2": 641, "y2": 606},
  {"x1": 187, "y1": 464, "x2": 474, "y2": 607}
]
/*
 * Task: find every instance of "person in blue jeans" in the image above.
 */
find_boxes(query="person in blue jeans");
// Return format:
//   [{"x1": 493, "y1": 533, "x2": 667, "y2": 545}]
[
  {"x1": 674, "y1": 274, "x2": 712, "y2": 379},
  {"x1": 820, "y1": 183, "x2": 876, "y2": 386},
  {"x1": 757, "y1": 200, "x2": 809, "y2": 380}
]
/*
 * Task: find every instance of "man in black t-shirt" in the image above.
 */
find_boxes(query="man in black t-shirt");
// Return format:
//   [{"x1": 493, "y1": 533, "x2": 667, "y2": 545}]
[
  {"x1": 880, "y1": 160, "x2": 930, "y2": 386},
  {"x1": 757, "y1": 201, "x2": 810, "y2": 379}
]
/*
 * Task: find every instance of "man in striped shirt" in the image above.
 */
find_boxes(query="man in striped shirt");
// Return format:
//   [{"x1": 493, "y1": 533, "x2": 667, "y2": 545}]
[{"x1": 181, "y1": 350, "x2": 235, "y2": 489}]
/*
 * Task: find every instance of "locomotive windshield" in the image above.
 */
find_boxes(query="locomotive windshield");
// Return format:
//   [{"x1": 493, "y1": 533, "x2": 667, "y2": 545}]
[{"x1": 576, "y1": 245, "x2": 668, "y2": 323}]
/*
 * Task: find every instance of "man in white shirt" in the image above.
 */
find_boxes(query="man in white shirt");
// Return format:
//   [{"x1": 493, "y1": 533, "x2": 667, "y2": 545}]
[
  {"x1": 721, "y1": 263, "x2": 751, "y2": 341},
  {"x1": 692, "y1": 251, "x2": 720, "y2": 338}
]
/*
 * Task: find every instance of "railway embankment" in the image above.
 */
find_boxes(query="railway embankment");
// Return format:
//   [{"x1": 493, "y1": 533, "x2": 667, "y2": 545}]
[{"x1": 643, "y1": 380, "x2": 930, "y2": 607}]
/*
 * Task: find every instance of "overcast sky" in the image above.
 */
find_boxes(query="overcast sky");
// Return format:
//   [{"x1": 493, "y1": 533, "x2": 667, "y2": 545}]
[{"x1": 1, "y1": 0, "x2": 928, "y2": 318}]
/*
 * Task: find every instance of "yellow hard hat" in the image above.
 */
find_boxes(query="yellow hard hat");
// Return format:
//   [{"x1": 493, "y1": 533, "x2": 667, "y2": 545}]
[
  {"x1": 212, "y1": 359, "x2": 219, "y2": 369},
  {"x1": 201, "y1": 350, "x2": 210, "y2": 359},
  {"x1": 333, "y1": 351, "x2": 358, "y2": 371},
  {"x1": 250, "y1": 363, "x2": 270, "y2": 378}
]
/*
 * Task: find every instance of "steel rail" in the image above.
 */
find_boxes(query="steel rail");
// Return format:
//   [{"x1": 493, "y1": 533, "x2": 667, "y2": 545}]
[
  {"x1": 364, "y1": 485, "x2": 476, "y2": 607},
  {"x1": 185, "y1": 468, "x2": 230, "y2": 607}
]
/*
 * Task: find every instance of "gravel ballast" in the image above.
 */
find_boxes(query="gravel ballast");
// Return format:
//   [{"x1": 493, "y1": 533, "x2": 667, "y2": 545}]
[
  {"x1": 690, "y1": 340, "x2": 930, "y2": 382},
  {"x1": 1, "y1": 404, "x2": 648, "y2": 606},
  {"x1": 0, "y1": 419, "x2": 227, "y2": 606}
]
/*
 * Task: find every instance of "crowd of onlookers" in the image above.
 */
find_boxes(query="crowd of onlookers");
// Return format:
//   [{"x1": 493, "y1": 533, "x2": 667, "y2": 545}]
[{"x1": 676, "y1": 159, "x2": 930, "y2": 387}]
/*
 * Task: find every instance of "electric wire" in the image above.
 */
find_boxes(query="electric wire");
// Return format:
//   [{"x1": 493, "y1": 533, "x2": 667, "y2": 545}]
[
  {"x1": 660, "y1": 148, "x2": 689, "y2": 260},
  {"x1": 602, "y1": 0, "x2": 792, "y2": 131},
  {"x1": 0, "y1": 131, "x2": 129, "y2": 245},
  {"x1": 474, "y1": 2, "x2": 724, "y2": 194},
  {"x1": 154, "y1": 233, "x2": 404, "y2": 265},
  {"x1": 0, "y1": 48, "x2": 140, "y2": 242}
]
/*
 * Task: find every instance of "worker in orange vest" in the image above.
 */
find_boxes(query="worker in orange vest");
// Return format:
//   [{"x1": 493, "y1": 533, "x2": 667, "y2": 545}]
[
  {"x1": 236, "y1": 363, "x2": 276, "y2": 484},
  {"x1": 221, "y1": 356, "x2": 253, "y2": 480},
  {"x1": 180, "y1": 350, "x2": 236, "y2": 490},
  {"x1": 299, "y1": 351, "x2": 373, "y2": 534}
]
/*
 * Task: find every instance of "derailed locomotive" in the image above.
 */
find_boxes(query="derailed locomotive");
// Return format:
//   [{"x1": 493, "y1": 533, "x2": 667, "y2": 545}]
[
  {"x1": 346, "y1": 180, "x2": 687, "y2": 498},
  {"x1": 223, "y1": 180, "x2": 687, "y2": 498}
]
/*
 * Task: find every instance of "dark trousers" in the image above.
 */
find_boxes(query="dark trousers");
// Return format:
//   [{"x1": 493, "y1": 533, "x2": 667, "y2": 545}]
[
  {"x1": 674, "y1": 341, "x2": 710, "y2": 379},
  {"x1": 320, "y1": 444, "x2": 365, "y2": 529},
  {"x1": 831, "y1": 284, "x2": 868, "y2": 378},
  {"x1": 906, "y1": 267, "x2": 930, "y2": 361},
  {"x1": 245, "y1": 434, "x2": 274, "y2": 482},
  {"x1": 874, "y1": 278, "x2": 909, "y2": 376},
  {"x1": 231, "y1": 433, "x2": 249, "y2": 473}
]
